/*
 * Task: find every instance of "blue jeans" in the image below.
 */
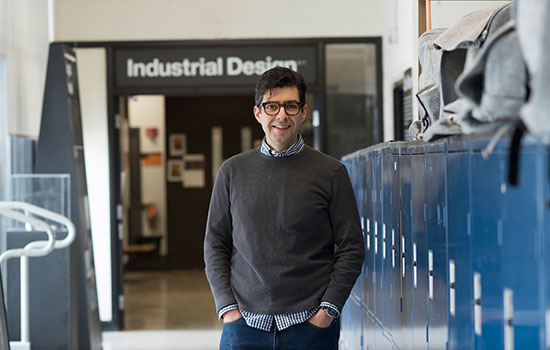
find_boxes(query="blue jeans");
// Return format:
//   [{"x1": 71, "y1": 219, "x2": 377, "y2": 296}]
[{"x1": 219, "y1": 316, "x2": 340, "y2": 350}]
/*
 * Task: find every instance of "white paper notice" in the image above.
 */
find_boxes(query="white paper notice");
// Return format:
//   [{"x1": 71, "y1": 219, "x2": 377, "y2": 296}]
[{"x1": 183, "y1": 154, "x2": 205, "y2": 188}]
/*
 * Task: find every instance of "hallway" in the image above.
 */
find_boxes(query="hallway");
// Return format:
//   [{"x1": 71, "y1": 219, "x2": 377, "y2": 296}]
[{"x1": 102, "y1": 270, "x2": 222, "y2": 349}]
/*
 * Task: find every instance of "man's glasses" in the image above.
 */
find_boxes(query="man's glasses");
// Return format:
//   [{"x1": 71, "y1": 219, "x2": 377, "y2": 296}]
[{"x1": 260, "y1": 102, "x2": 304, "y2": 116}]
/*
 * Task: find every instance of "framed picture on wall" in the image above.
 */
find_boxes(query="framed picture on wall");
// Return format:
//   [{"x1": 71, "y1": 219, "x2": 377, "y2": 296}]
[
  {"x1": 167, "y1": 159, "x2": 184, "y2": 182},
  {"x1": 169, "y1": 133, "x2": 187, "y2": 156}
]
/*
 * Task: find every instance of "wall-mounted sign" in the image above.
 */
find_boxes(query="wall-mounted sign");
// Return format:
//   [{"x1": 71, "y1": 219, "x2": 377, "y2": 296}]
[
  {"x1": 182, "y1": 154, "x2": 205, "y2": 188},
  {"x1": 114, "y1": 45, "x2": 318, "y2": 89}
]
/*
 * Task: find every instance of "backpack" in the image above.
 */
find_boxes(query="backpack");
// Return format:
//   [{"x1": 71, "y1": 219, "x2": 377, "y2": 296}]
[
  {"x1": 412, "y1": 3, "x2": 517, "y2": 141},
  {"x1": 515, "y1": 0, "x2": 550, "y2": 137}
]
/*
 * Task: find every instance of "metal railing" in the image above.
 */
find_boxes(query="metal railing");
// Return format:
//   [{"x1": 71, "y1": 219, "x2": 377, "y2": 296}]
[{"x1": 0, "y1": 202, "x2": 76, "y2": 350}]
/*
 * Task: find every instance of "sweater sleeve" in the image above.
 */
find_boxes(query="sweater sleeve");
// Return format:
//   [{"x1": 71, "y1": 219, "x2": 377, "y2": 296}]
[
  {"x1": 321, "y1": 165, "x2": 365, "y2": 309},
  {"x1": 204, "y1": 164, "x2": 237, "y2": 313}
]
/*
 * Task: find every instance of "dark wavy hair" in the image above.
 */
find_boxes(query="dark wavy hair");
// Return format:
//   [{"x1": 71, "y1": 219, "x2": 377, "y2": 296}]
[{"x1": 254, "y1": 66, "x2": 307, "y2": 106}]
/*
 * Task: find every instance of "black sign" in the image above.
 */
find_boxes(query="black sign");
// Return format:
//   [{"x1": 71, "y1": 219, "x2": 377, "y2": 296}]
[{"x1": 114, "y1": 45, "x2": 318, "y2": 89}]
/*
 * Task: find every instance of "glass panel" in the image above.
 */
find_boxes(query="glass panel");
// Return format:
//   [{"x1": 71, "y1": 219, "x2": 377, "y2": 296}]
[
  {"x1": 7, "y1": 174, "x2": 71, "y2": 231},
  {"x1": 0, "y1": 58, "x2": 8, "y2": 200},
  {"x1": 0, "y1": 58, "x2": 8, "y2": 256},
  {"x1": 10, "y1": 136, "x2": 35, "y2": 174},
  {"x1": 325, "y1": 43, "x2": 381, "y2": 159}
]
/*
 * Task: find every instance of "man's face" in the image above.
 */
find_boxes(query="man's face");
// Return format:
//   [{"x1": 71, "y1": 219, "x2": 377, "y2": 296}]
[{"x1": 253, "y1": 87, "x2": 307, "y2": 152}]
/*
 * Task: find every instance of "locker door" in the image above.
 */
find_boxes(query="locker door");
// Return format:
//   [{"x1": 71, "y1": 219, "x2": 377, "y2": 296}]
[
  {"x1": 425, "y1": 144, "x2": 448, "y2": 349},
  {"x1": 373, "y1": 149, "x2": 385, "y2": 349},
  {"x1": 470, "y1": 142, "x2": 505, "y2": 349},
  {"x1": 341, "y1": 296, "x2": 363, "y2": 350},
  {"x1": 410, "y1": 145, "x2": 428, "y2": 350},
  {"x1": 446, "y1": 142, "x2": 474, "y2": 349},
  {"x1": 363, "y1": 151, "x2": 376, "y2": 349},
  {"x1": 351, "y1": 155, "x2": 364, "y2": 348},
  {"x1": 379, "y1": 146, "x2": 401, "y2": 347},
  {"x1": 399, "y1": 146, "x2": 414, "y2": 350},
  {"x1": 501, "y1": 145, "x2": 545, "y2": 349},
  {"x1": 341, "y1": 155, "x2": 364, "y2": 350},
  {"x1": 545, "y1": 144, "x2": 550, "y2": 350},
  {"x1": 388, "y1": 146, "x2": 402, "y2": 348}
]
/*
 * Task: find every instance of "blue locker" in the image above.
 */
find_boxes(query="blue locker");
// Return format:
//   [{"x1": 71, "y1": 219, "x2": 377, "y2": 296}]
[
  {"x1": 363, "y1": 150, "x2": 377, "y2": 350},
  {"x1": 388, "y1": 145, "x2": 402, "y2": 348},
  {"x1": 399, "y1": 145, "x2": 414, "y2": 350},
  {"x1": 339, "y1": 137, "x2": 550, "y2": 350},
  {"x1": 350, "y1": 154, "x2": 364, "y2": 302},
  {"x1": 341, "y1": 293, "x2": 364, "y2": 350},
  {"x1": 373, "y1": 148, "x2": 384, "y2": 349},
  {"x1": 341, "y1": 154, "x2": 364, "y2": 350},
  {"x1": 425, "y1": 143, "x2": 448, "y2": 349},
  {"x1": 381, "y1": 147, "x2": 393, "y2": 343},
  {"x1": 446, "y1": 141, "x2": 474, "y2": 349},
  {"x1": 544, "y1": 140, "x2": 550, "y2": 350},
  {"x1": 410, "y1": 144, "x2": 428, "y2": 350},
  {"x1": 469, "y1": 139, "x2": 505, "y2": 349},
  {"x1": 356, "y1": 153, "x2": 365, "y2": 347},
  {"x1": 500, "y1": 140, "x2": 545, "y2": 349}
]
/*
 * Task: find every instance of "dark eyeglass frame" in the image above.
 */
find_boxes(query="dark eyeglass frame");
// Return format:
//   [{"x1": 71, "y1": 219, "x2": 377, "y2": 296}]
[{"x1": 260, "y1": 101, "x2": 304, "y2": 116}]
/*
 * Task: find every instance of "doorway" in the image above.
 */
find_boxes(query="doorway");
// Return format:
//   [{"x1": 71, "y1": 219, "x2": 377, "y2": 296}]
[
  {"x1": 119, "y1": 94, "x2": 263, "y2": 271},
  {"x1": 164, "y1": 95, "x2": 262, "y2": 269},
  {"x1": 119, "y1": 94, "x2": 264, "y2": 330},
  {"x1": 96, "y1": 38, "x2": 383, "y2": 330}
]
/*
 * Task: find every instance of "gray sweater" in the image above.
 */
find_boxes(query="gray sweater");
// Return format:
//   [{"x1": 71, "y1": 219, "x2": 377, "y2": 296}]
[{"x1": 204, "y1": 145, "x2": 365, "y2": 315}]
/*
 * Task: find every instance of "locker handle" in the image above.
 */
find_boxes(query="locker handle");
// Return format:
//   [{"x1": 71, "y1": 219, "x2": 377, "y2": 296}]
[
  {"x1": 428, "y1": 250, "x2": 433, "y2": 300},
  {"x1": 474, "y1": 272, "x2": 482, "y2": 335},
  {"x1": 504, "y1": 288, "x2": 514, "y2": 350},
  {"x1": 382, "y1": 224, "x2": 386, "y2": 260},
  {"x1": 413, "y1": 243, "x2": 417, "y2": 288},
  {"x1": 401, "y1": 235, "x2": 406, "y2": 278},
  {"x1": 449, "y1": 260, "x2": 456, "y2": 316}
]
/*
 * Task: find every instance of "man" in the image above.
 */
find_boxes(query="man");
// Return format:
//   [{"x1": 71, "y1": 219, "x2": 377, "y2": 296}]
[{"x1": 204, "y1": 66, "x2": 365, "y2": 350}]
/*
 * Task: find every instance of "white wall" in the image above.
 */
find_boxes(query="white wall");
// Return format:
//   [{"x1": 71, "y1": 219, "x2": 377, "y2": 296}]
[
  {"x1": 380, "y1": 0, "x2": 419, "y2": 141},
  {"x1": 128, "y1": 96, "x2": 167, "y2": 256},
  {"x1": 53, "y1": 0, "x2": 386, "y2": 41},
  {"x1": 431, "y1": 1, "x2": 511, "y2": 29},
  {"x1": 1, "y1": 0, "x2": 50, "y2": 139},
  {"x1": 75, "y1": 47, "x2": 112, "y2": 323},
  {"x1": 49, "y1": 0, "x2": 514, "y2": 144},
  {"x1": 52, "y1": 0, "x2": 396, "y2": 142}
]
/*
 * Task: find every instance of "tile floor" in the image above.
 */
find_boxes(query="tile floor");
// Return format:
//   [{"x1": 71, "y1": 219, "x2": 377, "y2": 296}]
[
  {"x1": 102, "y1": 270, "x2": 222, "y2": 350},
  {"x1": 102, "y1": 329, "x2": 221, "y2": 350}
]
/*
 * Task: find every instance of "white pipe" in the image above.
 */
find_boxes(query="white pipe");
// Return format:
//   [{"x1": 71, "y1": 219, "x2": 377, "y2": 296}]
[
  {"x1": 20, "y1": 256, "x2": 29, "y2": 344},
  {"x1": 0, "y1": 208, "x2": 56, "y2": 263},
  {"x1": 0, "y1": 201, "x2": 76, "y2": 256}
]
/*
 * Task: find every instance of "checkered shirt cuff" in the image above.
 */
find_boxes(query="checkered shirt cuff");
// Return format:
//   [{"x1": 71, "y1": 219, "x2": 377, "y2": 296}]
[
  {"x1": 218, "y1": 304, "x2": 239, "y2": 320},
  {"x1": 320, "y1": 301, "x2": 341, "y2": 319}
]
